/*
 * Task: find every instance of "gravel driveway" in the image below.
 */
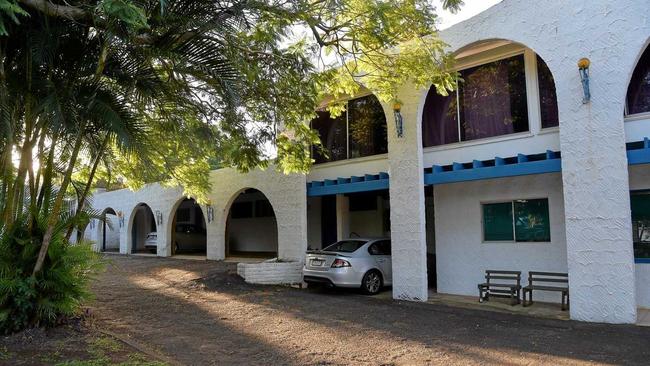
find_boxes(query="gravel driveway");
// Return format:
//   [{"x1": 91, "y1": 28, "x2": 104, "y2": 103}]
[{"x1": 90, "y1": 255, "x2": 650, "y2": 365}]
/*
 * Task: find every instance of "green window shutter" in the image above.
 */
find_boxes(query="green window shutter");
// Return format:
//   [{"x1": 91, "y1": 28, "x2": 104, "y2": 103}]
[
  {"x1": 483, "y1": 202, "x2": 514, "y2": 241},
  {"x1": 513, "y1": 199, "x2": 551, "y2": 242}
]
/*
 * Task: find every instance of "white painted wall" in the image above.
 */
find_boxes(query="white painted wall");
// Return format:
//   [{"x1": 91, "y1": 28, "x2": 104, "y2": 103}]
[{"x1": 434, "y1": 173, "x2": 567, "y2": 303}]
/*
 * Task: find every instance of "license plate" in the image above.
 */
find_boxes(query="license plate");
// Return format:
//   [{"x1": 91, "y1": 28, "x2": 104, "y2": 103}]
[{"x1": 311, "y1": 259, "x2": 324, "y2": 266}]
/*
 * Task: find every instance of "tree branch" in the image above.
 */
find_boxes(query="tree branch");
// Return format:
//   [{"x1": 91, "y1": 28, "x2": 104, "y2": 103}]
[{"x1": 19, "y1": 0, "x2": 91, "y2": 22}]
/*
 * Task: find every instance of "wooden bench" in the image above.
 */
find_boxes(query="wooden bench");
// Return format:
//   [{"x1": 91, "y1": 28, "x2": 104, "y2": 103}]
[
  {"x1": 478, "y1": 270, "x2": 521, "y2": 306},
  {"x1": 522, "y1": 271, "x2": 569, "y2": 311}
]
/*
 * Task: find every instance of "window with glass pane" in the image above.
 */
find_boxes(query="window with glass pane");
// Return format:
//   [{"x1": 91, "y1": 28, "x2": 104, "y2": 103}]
[
  {"x1": 459, "y1": 54, "x2": 529, "y2": 141},
  {"x1": 513, "y1": 199, "x2": 551, "y2": 242},
  {"x1": 311, "y1": 110, "x2": 347, "y2": 164},
  {"x1": 483, "y1": 202, "x2": 514, "y2": 241},
  {"x1": 422, "y1": 85, "x2": 459, "y2": 147},
  {"x1": 422, "y1": 54, "x2": 529, "y2": 147},
  {"x1": 348, "y1": 95, "x2": 388, "y2": 158},
  {"x1": 536, "y1": 56, "x2": 559, "y2": 128},
  {"x1": 631, "y1": 193, "x2": 650, "y2": 259},
  {"x1": 627, "y1": 47, "x2": 650, "y2": 115}
]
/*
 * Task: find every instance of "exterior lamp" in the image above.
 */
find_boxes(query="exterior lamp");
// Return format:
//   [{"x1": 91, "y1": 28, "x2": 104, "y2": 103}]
[
  {"x1": 155, "y1": 210, "x2": 163, "y2": 225},
  {"x1": 578, "y1": 58, "x2": 591, "y2": 104},
  {"x1": 393, "y1": 102, "x2": 404, "y2": 138},
  {"x1": 206, "y1": 201, "x2": 214, "y2": 223}
]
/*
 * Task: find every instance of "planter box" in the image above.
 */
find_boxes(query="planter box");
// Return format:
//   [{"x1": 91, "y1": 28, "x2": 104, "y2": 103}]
[{"x1": 237, "y1": 259, "x2": 303, "y2": 285}]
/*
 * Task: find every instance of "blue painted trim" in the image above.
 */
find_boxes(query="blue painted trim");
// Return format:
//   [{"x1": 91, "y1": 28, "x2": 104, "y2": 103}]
[
  {"x1": 628, "y1": 147, "x2": 650, "y2": 165},
  {"x1": 635, "y1": 258, "x2": 650, "y2": 264},
  {"x1": 424, "y1": 158, "x2": 561, "y2": 185},
  {"x1": 308, "y1": 172, "x2": 389, "y2": 196}
]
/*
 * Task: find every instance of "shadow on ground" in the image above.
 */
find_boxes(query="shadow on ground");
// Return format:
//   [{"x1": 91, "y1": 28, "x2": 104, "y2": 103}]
[{"x1": 89, "y1": 255, "x2": 650, "y2": 365}]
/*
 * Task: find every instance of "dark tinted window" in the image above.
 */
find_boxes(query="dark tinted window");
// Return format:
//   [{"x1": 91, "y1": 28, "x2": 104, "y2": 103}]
[
  {"x1": 311, "y1": 95, "x2": 387, "y2": 163},
  {"x1": 311, "y1": 111, "x2": 347, "y2": 163},
  {"x1": 422, "y1": 54, "x2": 529, "y2": 147},
  {"x1": 176, "y1": 208, "x2": 190, "y2": 222},
  {"x1": 537, "y1": 56, "x2": 559, "y2": 128},
  {"x1": 323, "y1": 240, "x2": 368, "y2": 253},
  {"x1": 348, "y1": 95, "x2": 388, "y2": 158},
  {"x1": 631, "y1": 192, "x2": 650, "y2": 259},
  {"x1": 368, "y1": 240, "x2": 391, "y2": 255},
  {"x1": 422, "y1": 86, "x2": 459, "y2": 147},
  {"x1": 459, "y1": 54, "x2": 529, "y2": 141},
  {"x1": 627, "y1": 46, "x2": 650, "y2": 115}
]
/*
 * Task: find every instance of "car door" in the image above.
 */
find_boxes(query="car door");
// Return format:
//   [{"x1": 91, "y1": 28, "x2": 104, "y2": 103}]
[{"x1": 368, "y1": 240, "x2": 392, "y2": 284}]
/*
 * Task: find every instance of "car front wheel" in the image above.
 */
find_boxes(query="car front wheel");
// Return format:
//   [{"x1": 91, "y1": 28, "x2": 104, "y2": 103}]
[{"x1": 361, "y1": 270, "x2": 383, "y2": 295}]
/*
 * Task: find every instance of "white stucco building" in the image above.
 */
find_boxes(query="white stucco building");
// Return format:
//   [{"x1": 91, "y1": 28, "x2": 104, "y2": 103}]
[{"x1": 85, "y1": 0, "x2": 650, "y2": 324}]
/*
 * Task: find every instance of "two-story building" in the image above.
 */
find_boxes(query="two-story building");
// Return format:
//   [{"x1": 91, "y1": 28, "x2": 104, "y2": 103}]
[{"x1": 85, "y1": 0, "x2": 650, "y2": 324}]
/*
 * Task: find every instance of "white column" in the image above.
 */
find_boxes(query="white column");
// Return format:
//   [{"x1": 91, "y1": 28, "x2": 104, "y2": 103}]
[
  {"x1": 336, "y1": 194, "x2": 350, "y2": 240},
  {"x1": 558, "y1": 64, "x2": 636, "y2": 323},
  {"x1": 386, "y1": 85, "x2": 428, "y2": 301}
]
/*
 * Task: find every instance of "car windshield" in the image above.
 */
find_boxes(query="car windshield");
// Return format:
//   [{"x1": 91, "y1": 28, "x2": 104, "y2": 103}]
[{"x1": 323, "y1": 240, "x2": 368, "y2": 253}]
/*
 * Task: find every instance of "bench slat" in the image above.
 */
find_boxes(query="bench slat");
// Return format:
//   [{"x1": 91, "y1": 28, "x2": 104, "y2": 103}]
[
  {"x1": 525, "y1": 285, "x2": 568, "y2": 291},
  {"x1": 486, "y1": 270, "x2": 521, "y2": 274},
  {"x1": 486, "y1": 275, "x2": 521, "y2": 280},
  {"x1": 529, "y1": 278, "x2": 568, "y2": 284},
  {"x1": 529, "y1": 271, "x2": 568, "y2": 277}
]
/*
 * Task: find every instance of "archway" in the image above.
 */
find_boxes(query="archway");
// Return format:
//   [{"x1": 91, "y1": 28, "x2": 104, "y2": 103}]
[
  {"x1": 100, "y1": 208, "x2": 119, "y2": 252},
  {"x1": 226, "y1": 188, "x2": 278, "y2": 258},
  {"x1": 170, "y1": 198, "x2": 207, "y2": 257},
  {"x1": 130, "y1": 203, "x2": 157, "y2": 254}
]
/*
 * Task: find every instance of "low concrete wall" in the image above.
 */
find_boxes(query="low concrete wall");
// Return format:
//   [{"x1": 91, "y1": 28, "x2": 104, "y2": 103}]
[{"x1": 237, "y1": 260, "x2": 303, "y2": 285}]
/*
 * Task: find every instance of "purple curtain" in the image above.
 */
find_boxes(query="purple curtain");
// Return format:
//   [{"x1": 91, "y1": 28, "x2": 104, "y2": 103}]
[
  {"x1": 627, "y1": 47, "x2": 650, "y2": 115},
  {"x1": 422, "y1": 86, "x2": 459, "y2": 147},
  {"x1": 459, "y1": 54, "x2": 529, "y2": 141},
  {"x1": 537, "y1": 56, "x2": 559, "y2": 128}
]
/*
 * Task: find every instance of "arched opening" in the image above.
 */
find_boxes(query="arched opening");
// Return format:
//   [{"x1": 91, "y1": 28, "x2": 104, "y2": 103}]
[
  {"x1": 130, "y1": 203, "x2": 157, "y2": 254},
  {"x1": 170, "y1": 198, "x2": 207, "y2": 257},
  {"x1": 311, "y1": 94, "x2": 388, "y2": 164},
  {"x1": 226, "y1": 189, "x2": 278, "y2": 258},
  {"x1": 420, "y1": 40, "x2": 560, "y2": 292},
  {"x1": 100, "y1": 208, "x2": 119, "y2": 252}
]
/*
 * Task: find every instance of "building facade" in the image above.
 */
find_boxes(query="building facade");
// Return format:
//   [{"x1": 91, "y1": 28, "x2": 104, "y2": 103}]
[{"x1": 85, "y1": 0, "x2": 650, "y2": 324}]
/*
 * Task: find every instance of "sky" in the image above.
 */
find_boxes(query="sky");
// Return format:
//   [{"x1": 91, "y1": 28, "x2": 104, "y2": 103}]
[{"x1": 433, "y1": 0, "x2": 502, "y2": 29}]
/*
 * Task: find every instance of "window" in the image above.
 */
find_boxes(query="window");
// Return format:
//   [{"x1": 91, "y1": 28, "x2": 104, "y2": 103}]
[
  {"x1": 368, "y1": 240, "x2": 391, "y2": 255},
  {"x1": 483, "y1": 198, "x2": 551, "y2": 242},
  {"x1": 423, "y1": 54, "x2": 529, "y2": 147},
  {"x1": 631, "y1": 192, "x2": 650, "y2": 259},
  {"x1": 311, "y1": 95, "x2": 387, "y2": 164},
  {"x1": 323, "y1": 240, "x2": 368, "y2": 253},
  {"x1": 536, "y1": 56, "x2": 559, "y2": 128},
  {"x1": 626, "y1": 46, "x2": 650, "y2": 115},
  {"x1": 349, "y1": 192, "x2": 378, "y2": 212}
]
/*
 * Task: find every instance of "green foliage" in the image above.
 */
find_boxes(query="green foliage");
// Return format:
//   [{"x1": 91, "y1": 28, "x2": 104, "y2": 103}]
[
  {"x1": 0, "y1": 208, "x2": 104, "y2": 334},
  {"x1": 99, "y1": 0, "x2": 149, "y2": 30},
  {"x1": 0, "y1": 0, "x2": 27, "y2": 36}
]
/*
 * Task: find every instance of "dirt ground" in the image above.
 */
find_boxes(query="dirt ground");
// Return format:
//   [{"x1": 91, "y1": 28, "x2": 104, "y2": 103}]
[{"x1": 9, "y1": 255, "x2": 650, "y2": 365}]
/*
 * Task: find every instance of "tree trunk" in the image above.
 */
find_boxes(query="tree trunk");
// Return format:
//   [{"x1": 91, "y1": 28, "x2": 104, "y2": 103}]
[{"x1": 33, "y1": 123, "x2": 86, "y2": 275}]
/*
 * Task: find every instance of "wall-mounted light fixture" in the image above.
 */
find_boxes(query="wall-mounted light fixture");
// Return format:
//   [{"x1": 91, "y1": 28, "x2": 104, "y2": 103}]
[
  {"x1": 207, "y1": 203, "x2": 214, "y2": 223},
  {"x1": 117, "y1": 211, "x2": 124, "y2": 228},
  {"x1": 393, "y1": 102, "x2": 404, "y2": 138},
  {"x1": 578, "y1": 58, "x2": 591, "y2": 104},
  {"x1": 155, "y1": 210, "x2": 163, "y2": 225}
]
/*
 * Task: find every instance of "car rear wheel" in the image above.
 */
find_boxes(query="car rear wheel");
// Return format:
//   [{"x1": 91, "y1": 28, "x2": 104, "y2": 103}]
[{"x1": 361, "y1": 270, "x2": 383, "y2": 295}]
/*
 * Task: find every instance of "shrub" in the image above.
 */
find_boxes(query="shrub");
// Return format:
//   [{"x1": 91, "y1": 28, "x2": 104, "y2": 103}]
[{"x1": 0, "y1": 211, "x2": 104, "y2": 334}]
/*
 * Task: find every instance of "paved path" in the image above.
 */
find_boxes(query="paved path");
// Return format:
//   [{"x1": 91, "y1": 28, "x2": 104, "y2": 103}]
[{"x1": 91, "y1": 255, "x2": 650, "y2": 365}]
